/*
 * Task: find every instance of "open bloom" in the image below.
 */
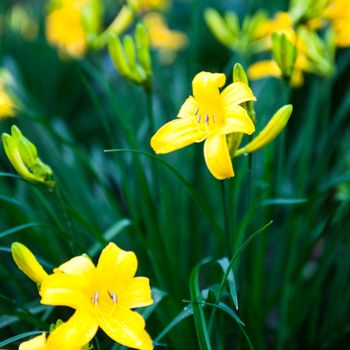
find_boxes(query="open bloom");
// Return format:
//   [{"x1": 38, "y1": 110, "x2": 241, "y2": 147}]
[
  {"x1": 46, "y1": 2, "x2": 87, "y2": 58},
  {"x1": 325, "y1": 0, "x2": 350, "y2": 47},
  {"x1": 151, "y1": 71, "x2": 256, "y2": 179},
  {"x1": 40, "y1": 243, "x2": 153, "y2": 350}
]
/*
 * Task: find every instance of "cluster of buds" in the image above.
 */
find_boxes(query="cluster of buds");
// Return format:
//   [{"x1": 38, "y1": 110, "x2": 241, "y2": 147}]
[
  {"x1": 108, "y1": 23, "x2": 152, "y2": 86},
  {"x1": 206, "y1": 1, "x2": 338, "y2": 87},
  {"x1": 2, "y1": 126, "x2": 55, "y2": 189},
  {"x1": 204, "y1": 8, "x2": 268, "y2": 55}
]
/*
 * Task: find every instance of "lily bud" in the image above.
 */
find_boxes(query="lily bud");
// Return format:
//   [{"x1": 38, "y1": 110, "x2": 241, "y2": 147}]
[
  {"x1": 11, "y1": 242, "x2": 48, "y2": 285},
  {"x1": 272, "y1": 32, "x2": 297, "y2": 80},
  {"x1": 2, "y1": 125, "x2": 55, "y2": 189},
  {"x1": 235, "y1": 104, "x2": 293, "y2": 157},
  {"x1": 136, "y1": 23, "x2": 152, "y2": 79}
]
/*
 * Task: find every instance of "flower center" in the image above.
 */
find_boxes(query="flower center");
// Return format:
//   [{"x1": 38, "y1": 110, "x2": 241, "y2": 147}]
[
  {"x1": 90, "y1": 290, "x2": 118, "y2": 314},
  {"x1": 193, "y1": 103, "x2": 224, "y2": 133}
]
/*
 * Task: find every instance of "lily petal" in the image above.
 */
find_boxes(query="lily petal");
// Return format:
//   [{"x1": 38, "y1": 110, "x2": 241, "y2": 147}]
[
  {"x1": 40, "y1": 273, "x2": 90, "y2": 309},
  {"x1": 151, "y1": 118, "x2": 207, "y2": 154},
  {"x1": 19, "y1": 333, "x2": 46, "y2": 350},
  {"x1": 204, "y1": 134, "x2": 234, "y2": 179},
  {"x1": 47, "y1": 310, "x2": 98, "y2": 349},
  {"x1": 248, "y1": 60, "x2": 281, "y2": 80},
  {"x1": 117, "y1": 277, "x2": 153, "y2": 309},
  {"x1": 97, "y1": 242, "x2": 138, "y2": 286},
  {"x1": 54, "y1": 256, "x2": 95, "y2": 275},
  {"x1": 221, "y1": 82, "x2": 256, "y2": 106},
  {"x1": 192, "y1": 71, "x2": 225, "y2": 104},
  {"x1": 99, "y1": 307, "x2": 153, "y2": 350},
  {"x1": 221, "y1": 105, "x2": 255, "y2": 135},
  {"x1": 177, "y1": 96, "x2": 197, "y2": 119}
]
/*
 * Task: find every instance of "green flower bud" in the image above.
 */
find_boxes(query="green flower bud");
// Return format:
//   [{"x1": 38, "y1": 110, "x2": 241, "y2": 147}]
[
  {"x1": 235, "y1": 104, "x2": 293, "y2": 157},
  {"x1": 2, "y1": 125, "x2": 55, "y2": 189},
  {"x1": 11, "y1": 242, "x2": 48, "y2": 285},
  {"x1": 272, "y1": 32, "x2": 297, "y2": 79},
  {"x1": 136, "y1": 23, "x2": 152, "y2": 79}
]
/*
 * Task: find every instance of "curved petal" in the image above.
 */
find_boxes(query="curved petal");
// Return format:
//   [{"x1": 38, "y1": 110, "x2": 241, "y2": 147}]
[
  {"x1": 54, "y1": 256, "x2": 95, "y2": 275},
  {"x1": 19, "y1": 333, "x2": 46, "y2": 350},
  {"x1": 248, "y1": 60, "x2": 281, "y2": 80},
  {"x1": 96, "y1": 243, "x2": 138, "y2": 287},
  {"x1": 221, "y1": 105, "x2": 255, "y2": 135},
  {"x1": 192, "y1": 71, "x2": 225, "y2": 104},
  {"x1": 204, "y1": 134, "x2": 234, "y2": 180},
  {"x1": 151, "y1": 118, "x2": 208, "y2": 154},
  {"x1": 40, "y1": 273, "x2": 90, "y2": 309},
  {"x1": 47, "y1": 310, "x2": 98, "y2": 349},
  {"x1": 177, "y1": 96, "x2": 197, "y2": 119},
  {"x1": 221, "y1": 82, "x2": 256, "y2": 107},
  {"x1": 117, "y1": 277, "x2": 153, "y2": 309},
  {"x1": 99, "y1": 307, "x2": 153, "y2": 350}
]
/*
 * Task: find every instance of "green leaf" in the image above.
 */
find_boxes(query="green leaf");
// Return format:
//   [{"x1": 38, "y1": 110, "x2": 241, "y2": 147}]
[
  {"x1": 189, "y1": 258, "x2": 212, "y2": 350},
  {"x1": 218, "y1": 257, "x2": 238, "y2": 309}
]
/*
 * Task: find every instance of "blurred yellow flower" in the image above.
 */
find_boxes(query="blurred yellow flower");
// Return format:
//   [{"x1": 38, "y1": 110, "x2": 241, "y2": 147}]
[
  {"x1": 248, "y1": 27, "x2": 329, "y2": 87},
  {"x1": 151, "y1": 71, "x2": 256, "y2": 179},
  {"x1": 140, "y1": 0, "x2": 169, "y2": 11},
  {"x1": 325, "y1": 0, "x2": 350, "y2": 47},
  {"x1": 143, "y1": 13, "x2": 187, "y2": 63},
  {"x1": 40, "y1": 242, "x2": 153, "y2": 350},
  {"x1": 0, "y1": 83, "x2": 15, "y2": 118},
  {"x1": 12, "y1": 242, "x2": 49, "y2": 285},
  {"x1": 46, "y1": 4, "x2": 87, "y2": 58},
  {"x1": 248, "y1": 51, "x2": 309, "y2": 87},
  {"x1": 257, "y1": 11, "x2": 294, "y2": 39}
]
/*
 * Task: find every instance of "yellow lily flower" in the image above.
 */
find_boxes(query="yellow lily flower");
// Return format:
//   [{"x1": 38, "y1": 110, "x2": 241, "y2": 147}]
[
  {"x1": 19, "y1": 330, "x2": 86, "y2": 350},
  {"x1": 46, "y1": 0, "x2": 102, "y2": 58},
  {"x1": 11, "y1": 242, "x2": 49, "y2": 285},
  {"x1": 257, "y1": 11, "x2": 294, "y2": 39},
  {"x1": 46, "y1": 3, "x2": 88, "y2": 58},
  {"x1": 39, "y1": 243, "x2": 153, "y2": 350},
  {"x1": 325, "y1": 0, "x2": 350, "y2": 47},
  {"x1": 0, "y1": 83, "x2": 15, "y2": 118},
  {"x1": 150, "y1": 71, "x2": 256, "y2": 179},
  {"x1": 143, "y1": 12, "x2": 187, "y2": 63}
]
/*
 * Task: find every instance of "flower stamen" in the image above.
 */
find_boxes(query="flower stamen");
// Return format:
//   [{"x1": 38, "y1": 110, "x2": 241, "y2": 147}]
[
  {"x1": 196, "y1": 114, "x2": 201, "y2": 123},
  {"x1": 205, "y1": 114, "x2": 209, "y2": 124},
  {"x1": 107, "y1": 290, "x2": 118, "y2": 305},
  {"x1": 91, "y1": 291, "x2": 99, "y2": 306}
]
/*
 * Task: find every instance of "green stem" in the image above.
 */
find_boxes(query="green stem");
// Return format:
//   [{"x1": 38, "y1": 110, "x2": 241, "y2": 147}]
[{"x1": 220, "y1": 180, "x2": 231, "y2": 255}]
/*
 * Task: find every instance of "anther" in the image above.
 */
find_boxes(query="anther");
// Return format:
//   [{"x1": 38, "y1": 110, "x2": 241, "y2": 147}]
[
  {"x1": 205, "y1": 114, "x2": 209, "y2": 124},
  {"x1": 194, "y1": 108, "x2": 199, "y2": 116},
  {"x1": 107, "y1": 290, "x2": 118, "y2": 305},
  {"x1": 91, "y1": 291, "x2": 99, "y2": 305},
  {"x1": 196, "y1": 114, "x2": 201, "y2": 123},
  {"x1": 213, "y1": 115, "x2": 216, "y2": 123}
]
